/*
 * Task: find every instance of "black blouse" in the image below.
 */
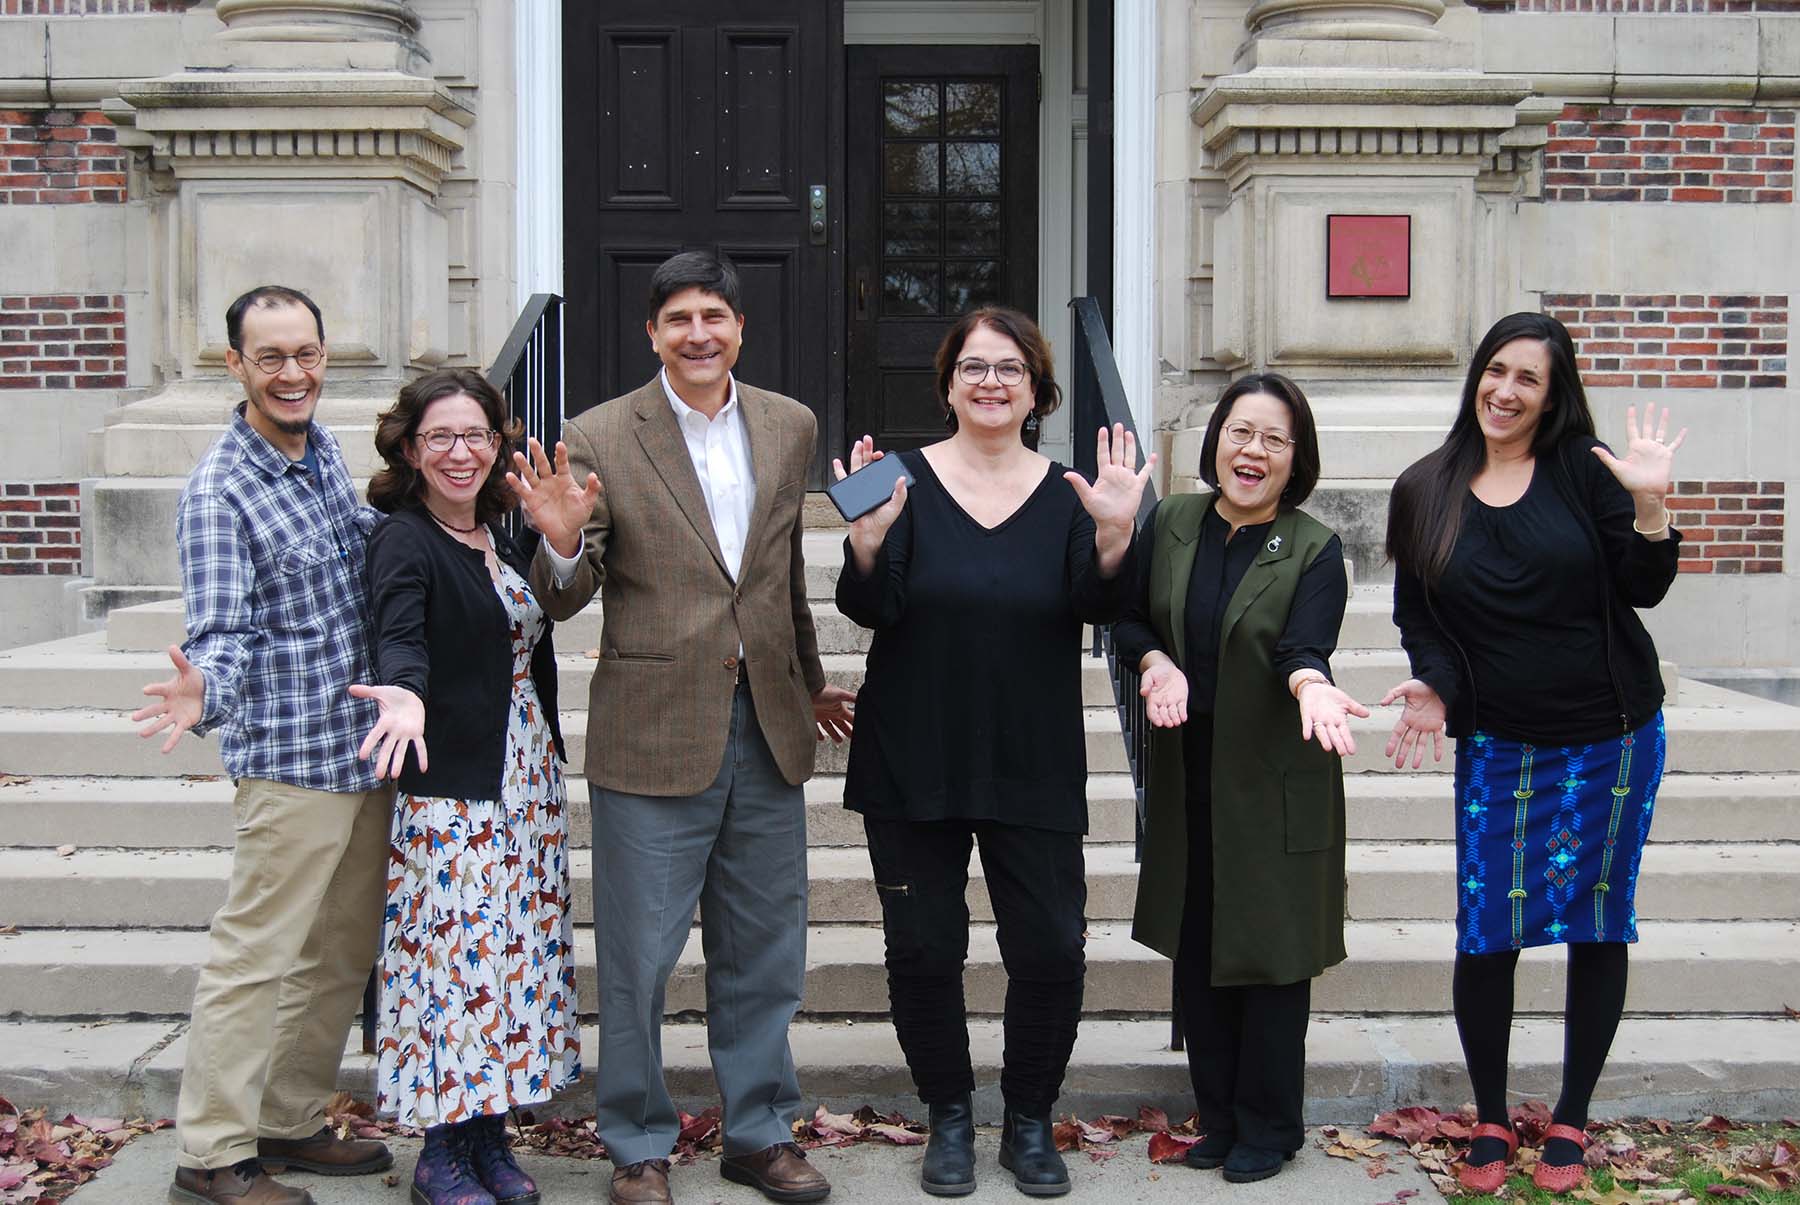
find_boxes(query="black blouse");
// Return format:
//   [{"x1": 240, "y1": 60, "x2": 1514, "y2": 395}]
[
  {"x1": 1111, "y1": 500, "x2": 1346, "y2": 714},
  {"x1": 835, "y1": 450, "x2": 1136, "y2": 833}
]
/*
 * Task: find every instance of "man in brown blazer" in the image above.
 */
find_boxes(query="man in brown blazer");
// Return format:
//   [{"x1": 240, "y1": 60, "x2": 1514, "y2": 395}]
[{"x1": 512, "y1": 252, "x2": 851, "y2": 1205}]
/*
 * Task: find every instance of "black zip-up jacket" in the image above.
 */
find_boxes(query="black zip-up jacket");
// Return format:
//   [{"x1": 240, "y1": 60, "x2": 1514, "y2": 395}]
[
  {"x1": 366, "y1": 506, "x2": 565, "y2": 797},
  {"x1": 1393, "y1": 435, "x2": 1682, "y2": 743}
]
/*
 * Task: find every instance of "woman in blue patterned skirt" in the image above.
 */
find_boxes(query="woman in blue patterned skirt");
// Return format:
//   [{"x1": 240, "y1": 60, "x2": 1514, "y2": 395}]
[{"x1": 1380, "y1": 313, "x2": 1686, "y2": 1197}]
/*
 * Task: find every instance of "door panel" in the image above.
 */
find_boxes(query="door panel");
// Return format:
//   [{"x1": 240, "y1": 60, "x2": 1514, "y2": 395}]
[
  {"x1": 846, "y1": 45, "x2": 1040, "y2": 454},
  {"x1": 565, "y1": 3, "x2": 843, "y2": 484}
]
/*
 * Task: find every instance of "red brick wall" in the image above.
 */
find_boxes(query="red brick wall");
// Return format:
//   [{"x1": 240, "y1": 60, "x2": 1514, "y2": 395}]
[
  {"x1": 1668, "y1": 481, "x2": 1785, "y2": 574},
  {"x1": 0, "y1": 483, "x2": 81, "y2": 577},
  {"x1": 1542, "y1": 293, "x2": 1788, "y2": 389},
  {"x1": 0, "y1": 109, "x2": 125, "y2": 204},
  {"x1": 0, "y1": 1, "x2": 193, "y2": 12},
  {"x1": 1544, "y1": 105, "x2": 1794, "y2": 203},
  {"x1": 0, "y1": 295, "x2": 127, "y2": 390}
]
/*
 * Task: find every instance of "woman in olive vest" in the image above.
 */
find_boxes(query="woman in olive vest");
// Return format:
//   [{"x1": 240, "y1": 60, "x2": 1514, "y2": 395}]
[{"x1": 1112, "y1": 373, "x2": 1363, "y2": 1184}]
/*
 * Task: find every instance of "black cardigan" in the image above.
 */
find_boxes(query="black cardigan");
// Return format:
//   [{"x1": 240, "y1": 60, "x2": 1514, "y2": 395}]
[
  {"x1": 1394, "y1": 435, "x2": 1681, "y2": 743},
  {"x1": 365, "y1": 507, "x2": 564, "y2": 798}
]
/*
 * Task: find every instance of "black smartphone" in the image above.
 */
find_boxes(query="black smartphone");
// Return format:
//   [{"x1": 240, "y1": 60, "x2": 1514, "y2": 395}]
[{"x1": 826, "y1": 452, "x2": 913, "y2": 522}]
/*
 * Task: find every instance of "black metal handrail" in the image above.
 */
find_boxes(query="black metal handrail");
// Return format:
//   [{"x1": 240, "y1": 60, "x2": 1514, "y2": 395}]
[
  {"x1": 359, "y1": 294, "x2": 568, "y2": 1053},
  {"x1": 490, "y1": 294, "x2": 566, "y2": 542},
  {"x1": 1068, "y1": 296, "x2": 1185, "y2": 1049}
]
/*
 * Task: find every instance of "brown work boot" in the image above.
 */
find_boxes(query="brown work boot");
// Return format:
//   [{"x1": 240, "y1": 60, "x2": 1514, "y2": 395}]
[
  {"x1": 609, "y1": 1158, "x2": 674, "y2": 1204},
  {"x1": 169, "y1": 1160, "x2": 315, "y2": 1204},
  {"x1": 258, "y1": 1125, "x2": 394, "y2": 1176},
  {"x1": 720, "y1": 1142, "x2": 830, "y2": 1203}
]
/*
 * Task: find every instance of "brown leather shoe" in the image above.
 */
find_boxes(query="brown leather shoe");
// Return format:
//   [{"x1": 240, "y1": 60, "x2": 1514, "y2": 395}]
[
  {"x1": 720, "y1": 1142, "x2": 830, "y2": 1203},
  {"x1": 169, "y1": 1161, "x2": 315, "y2": 1204},
  {"x1": 610, "y1": 1158, "x2": 674, "y2": 1205},
  {"x1": 258, "y1": 1126, "x2": 393, "y2": 1176}
]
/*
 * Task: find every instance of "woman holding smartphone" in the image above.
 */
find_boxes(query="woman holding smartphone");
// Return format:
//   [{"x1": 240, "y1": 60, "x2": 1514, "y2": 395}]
[{"x1": 834, "y1": 306, "x2": 1153, "y2": 1198}]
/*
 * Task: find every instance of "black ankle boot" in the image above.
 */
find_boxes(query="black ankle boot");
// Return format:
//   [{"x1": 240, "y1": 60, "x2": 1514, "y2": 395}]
[
  {"x1": 920, "y1": 1095, "x2": 976, "y2": 1196},
  {"x1": 997, "y1": 1112, "x2": 1069, "y2": 1197}
]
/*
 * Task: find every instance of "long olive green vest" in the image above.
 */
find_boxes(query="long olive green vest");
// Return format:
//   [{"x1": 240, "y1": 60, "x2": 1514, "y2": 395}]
[{"x1": 1128, "y1": 493, "x2": 1349, "y2": 986}]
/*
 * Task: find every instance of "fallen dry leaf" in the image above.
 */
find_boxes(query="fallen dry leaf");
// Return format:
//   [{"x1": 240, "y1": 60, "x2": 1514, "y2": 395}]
[
  {"x1": 0, "y1": 776, "x2": 28, "y2": 788},
  {"x1": 1145, "y1": 1132, "x2": 1196, "y2": 1164},
  {"x1": 53, "y1": 846, "x2": 74, "y2": 859}
]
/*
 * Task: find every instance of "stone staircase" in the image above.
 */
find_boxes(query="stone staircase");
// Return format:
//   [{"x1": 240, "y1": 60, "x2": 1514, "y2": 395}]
[{"x1": 3, "y1": 527, "x2": 1800, "y2": 1125}]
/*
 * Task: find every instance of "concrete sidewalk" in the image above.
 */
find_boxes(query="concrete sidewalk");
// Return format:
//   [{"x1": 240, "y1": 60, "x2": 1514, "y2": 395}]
[{"x1": 69, "y1": 1127, "x2": 1437, "y2": 1204}]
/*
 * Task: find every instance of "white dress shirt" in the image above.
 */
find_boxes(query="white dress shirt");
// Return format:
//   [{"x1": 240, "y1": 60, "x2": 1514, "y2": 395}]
[{"x1": 547, "y1": 369, "x2": 757, "y2": 584}]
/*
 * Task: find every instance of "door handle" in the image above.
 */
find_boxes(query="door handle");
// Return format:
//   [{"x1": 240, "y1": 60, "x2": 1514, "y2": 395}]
[
  {"x1": 855, "y1": 268, "x2": 870, "y2": 320},
  {"x1": 808, "y1": 184, "x2": 827, "y2": 245}
]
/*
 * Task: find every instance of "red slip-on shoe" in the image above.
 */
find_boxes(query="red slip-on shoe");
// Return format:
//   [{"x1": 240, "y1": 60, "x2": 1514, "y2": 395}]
[
  {"x1": 1531, "y1": 1123, "x2": 1591, "y2": 1194},
  {"x1": 1455, "y1": 1123, "x2": 1519, "y2": 1193}
]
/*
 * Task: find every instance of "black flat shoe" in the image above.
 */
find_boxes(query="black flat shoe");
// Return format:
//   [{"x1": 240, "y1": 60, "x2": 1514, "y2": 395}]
[
  {"x1": 1221, "y1": 1144, "x2": 1295, "y2": 1184},
  {"x1": 920, "y1": 1095, "x2": 976, "y2": 1196},
  {"x1": 997, "y1": 1113, "x2": 1069, "y2": 1197},
  {"x1": 1183, "y1": 1131, "x2": 1233, "y2": 1171}
]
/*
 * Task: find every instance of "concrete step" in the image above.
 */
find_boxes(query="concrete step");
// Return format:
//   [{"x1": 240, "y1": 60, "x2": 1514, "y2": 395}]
[
  {"x1": 0, "y1": 639, "x2": 1117, "y2": 711},
  {"x1": 5, "y1": 1014, "x2": 1796, "y2": 1125},
  {"x1": 0, "y1": 773, "x2": 1140, "y2": 850},
  {"x1": 0, "y1": 844, "x2": 1151, "y2": 930},
  {"x1": 6, "y1": 770, "x2": 1797, "y2": 850},
  {"x1": 4, "y1": 690, "x2": 1798, "y2": 779},
  {"x1": 6, "y1": 840, "x2": 1789, "y2": 933},
  {"x1": 2, "y1": 919, "x2": 1792, "y2": 1020}
]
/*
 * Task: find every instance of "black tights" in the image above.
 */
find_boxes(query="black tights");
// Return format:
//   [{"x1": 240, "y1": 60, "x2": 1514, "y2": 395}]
[{"x1": 1454, "y1": 943, "x2": 1629, "y2": 1165}]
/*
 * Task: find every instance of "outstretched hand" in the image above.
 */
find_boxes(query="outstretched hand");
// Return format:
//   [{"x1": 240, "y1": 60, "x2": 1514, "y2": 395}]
[
  {"x1": 1064, "y1": 424, "x2": 1156, "y2": 532},
  {"x1": 812, "y1": 683, "x2": 855, "y2": 743},
  {"x1": 1297, "y1": 680, "x2": 1371, "y2": 757},
  {"x1": 1140, "y1": 658, "x2": 1189, "y2": 729},
  {"x1": 131, "y1": 645, "x2": 206, "y2": 754},
  {"x1": 1591, "y1": 402, "x2": 1687, "y2": 501},
  {"x1": 349, "y1": 683, "x2": 427, "y2": 780},
  {"x1": 1379, "y1": 678, "x2": 1446, "y2": 769},
  {"x1": 507, "y1": 438, "x2": 602, "y2": 557}
]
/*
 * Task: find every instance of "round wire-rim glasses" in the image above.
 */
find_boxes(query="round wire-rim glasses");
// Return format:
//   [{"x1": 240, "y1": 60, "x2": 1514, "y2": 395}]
[
  {"x1": 1223, "y1": 421, "x2": 1292, "y2": 455},
  {"x1": 247, "y1": 347, "x2": 323, "y2": 374},
  {"x1": 955, "y1": 357, "x2": 1029, "y2": 387}
]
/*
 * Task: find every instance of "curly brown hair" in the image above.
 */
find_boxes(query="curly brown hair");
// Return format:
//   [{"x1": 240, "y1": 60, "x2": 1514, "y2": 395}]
[
  {"x1": 932, "y1": 306, "x2": 1063, "y2": 434},
  {"x1": 368, "y1": 367, "x2": 522, "y2": 522}
]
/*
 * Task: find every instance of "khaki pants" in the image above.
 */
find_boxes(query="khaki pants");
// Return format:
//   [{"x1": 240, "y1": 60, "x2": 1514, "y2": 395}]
[{"x1": 176, "y1": 778, "x2": 392, "y2": 1170}]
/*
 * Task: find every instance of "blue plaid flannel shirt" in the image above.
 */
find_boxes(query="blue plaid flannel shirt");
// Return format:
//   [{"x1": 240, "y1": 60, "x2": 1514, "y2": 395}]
[{"x1": 178, "y1": 405, "x2": 381, "y2": 793}]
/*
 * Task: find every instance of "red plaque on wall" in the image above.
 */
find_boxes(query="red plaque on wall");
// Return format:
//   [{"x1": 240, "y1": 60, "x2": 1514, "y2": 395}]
[{"x1": 1326, "y1": 214, "x2": 1411, "y2": 299}]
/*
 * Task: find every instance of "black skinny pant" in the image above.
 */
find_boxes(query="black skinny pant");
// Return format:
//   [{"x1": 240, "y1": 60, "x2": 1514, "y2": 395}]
[
  {"x1": 1172, "y1": 716, "x2": 1311, "y2": 1154},
  {"x1": 862, "y1": 817, "x2": 1087, "y2": 1117}
]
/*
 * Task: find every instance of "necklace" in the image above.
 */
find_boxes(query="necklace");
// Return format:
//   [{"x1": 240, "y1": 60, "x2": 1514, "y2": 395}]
[{"x1": 426, "y1": 507, "x2": 481, "y2": 535}]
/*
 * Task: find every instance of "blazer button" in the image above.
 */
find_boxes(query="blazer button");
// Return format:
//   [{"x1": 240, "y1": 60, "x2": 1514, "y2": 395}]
[{"x1": 723, "y1": 655, "x2": 739, "y2": 670}]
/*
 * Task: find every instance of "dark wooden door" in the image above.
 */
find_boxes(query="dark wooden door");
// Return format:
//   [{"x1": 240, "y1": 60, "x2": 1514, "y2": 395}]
[
  {"x1": 563, "y1": 3, "x2": 844, "y2": 482},
  {"x1": 845, "y1": 45, "x2": 1040, "y2": 453}
]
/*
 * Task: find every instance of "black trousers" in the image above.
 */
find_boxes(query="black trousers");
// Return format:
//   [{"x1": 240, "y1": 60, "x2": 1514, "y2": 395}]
[
  {"x1": 862, "y1": 816, "x2": 1087, "y2": 1117},
  {"x1": 1172, "y1": 716, "x2": 1311, "y2": 1153}
]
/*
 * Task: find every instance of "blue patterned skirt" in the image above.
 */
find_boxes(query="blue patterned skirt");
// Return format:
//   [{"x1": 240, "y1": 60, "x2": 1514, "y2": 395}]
[{"x1": 1453, "y1": 712, "x2": 1665, "y2": 954}]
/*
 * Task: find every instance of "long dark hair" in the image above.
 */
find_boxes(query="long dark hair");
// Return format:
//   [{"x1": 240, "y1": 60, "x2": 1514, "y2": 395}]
[
  {"x1": 1196, "y1": 372, "x2": 1322, "y2": 509},
  {"x1": 369, "y1": 368, "x2": 523, "y2": 523},
  {"x1": 1386, "y1": 312, "x2": 1597, "y2": 582}
]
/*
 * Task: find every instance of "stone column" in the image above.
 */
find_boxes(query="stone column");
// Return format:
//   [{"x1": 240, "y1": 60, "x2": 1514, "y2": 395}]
[{"x1": 85, "y1": 0, "x2": 468, "y2": 611}]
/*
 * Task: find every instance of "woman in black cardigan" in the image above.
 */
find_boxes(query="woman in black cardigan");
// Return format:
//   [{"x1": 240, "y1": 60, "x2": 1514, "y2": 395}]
[
  {"x1": 1380, "y1": 313, "x2": 1685, "y2": 1197},
  {"x1": 354, "y1": 367, "x2": 575, "y2": 1205}
]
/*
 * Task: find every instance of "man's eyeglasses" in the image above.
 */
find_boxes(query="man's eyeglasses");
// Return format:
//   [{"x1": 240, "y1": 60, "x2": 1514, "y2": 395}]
[
  {"x1": 245, "y1": 347, "x2": 324, "y2": 375},
  {"x1": 1223, "y1": 421, "x2": 1292, "y2": 455},
  {"x1": 955, "y1": 357, "x2": 1028, "y2": 387},
  {"x1": 415, "y1": 428, "x2": 500, "y2": 453}
]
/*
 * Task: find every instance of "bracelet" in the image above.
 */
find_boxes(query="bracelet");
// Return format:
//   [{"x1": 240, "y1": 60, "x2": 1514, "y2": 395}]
[
  {"x1": 1632, "y1": 513, "x2": 1670, "y2": 537},
  {"x1": 1292, "y1": 673, "x2": 1328, "y2": 700}
]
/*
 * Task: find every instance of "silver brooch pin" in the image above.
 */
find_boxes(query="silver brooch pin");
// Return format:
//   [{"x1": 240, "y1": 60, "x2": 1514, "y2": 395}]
[{"x1": 1267, "y1": 535, "x2": 1282, "y2": 553}]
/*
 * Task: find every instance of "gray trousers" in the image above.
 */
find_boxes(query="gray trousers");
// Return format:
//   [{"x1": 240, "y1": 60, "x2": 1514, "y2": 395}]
[{"x1": 590, "y1": 681, "x2": 809, "y2": 1164}]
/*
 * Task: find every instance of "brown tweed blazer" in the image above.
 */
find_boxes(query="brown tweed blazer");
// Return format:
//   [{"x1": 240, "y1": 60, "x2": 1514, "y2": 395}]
[{"x1": 529, "y1": 377, "x2": 827, "y2": 797}]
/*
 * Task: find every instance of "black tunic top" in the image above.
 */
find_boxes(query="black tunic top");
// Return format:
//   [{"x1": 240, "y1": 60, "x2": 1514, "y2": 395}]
[
  {"x1": 835, "y1": 450, "x2": 1136, "y2": 833},
  {"x1": 1111, "y1": 501, "x2": 1346, "y2": 718},
  {"x1": 1393, "y1": 439, "x2": 1683, "y2": 746}
]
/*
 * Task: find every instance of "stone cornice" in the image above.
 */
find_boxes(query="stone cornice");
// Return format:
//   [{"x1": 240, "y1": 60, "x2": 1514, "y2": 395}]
[{"x1": 114, "y1": 71, "x2": 471, "y2": 193}]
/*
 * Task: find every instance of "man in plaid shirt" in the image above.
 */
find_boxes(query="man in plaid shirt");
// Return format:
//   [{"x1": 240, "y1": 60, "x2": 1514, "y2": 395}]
[{"x1": 135, "y1": 286, "x2": 396, "y2": 1205}]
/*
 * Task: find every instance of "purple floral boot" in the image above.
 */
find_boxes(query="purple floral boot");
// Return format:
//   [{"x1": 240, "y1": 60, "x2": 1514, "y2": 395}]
[
  {"x1": 466, "y1": 1114, "x2": 540, "y2": 1205},
  {"x1": 411, "y1": 1123, "x2": 496, "y2": 1205}
]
